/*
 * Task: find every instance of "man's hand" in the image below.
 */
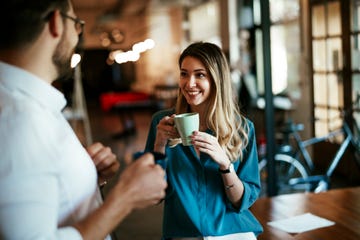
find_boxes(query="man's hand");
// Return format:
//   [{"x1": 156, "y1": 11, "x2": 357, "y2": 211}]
[
  {"x1": 86, "y1": 142, "x2": 120, "y2": 185},
  {"x1": 107, "y1": 153, "x2": 167, "y2": 211}
]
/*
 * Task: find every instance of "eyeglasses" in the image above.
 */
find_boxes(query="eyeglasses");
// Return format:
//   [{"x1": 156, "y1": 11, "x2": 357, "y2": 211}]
[{"x1": 60, "y1": 12, "x2": 85, "y2": 35}]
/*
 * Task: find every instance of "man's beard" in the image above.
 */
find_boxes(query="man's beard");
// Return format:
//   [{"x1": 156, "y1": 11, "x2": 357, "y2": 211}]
[{"x1": 52, "y1": 33, "x2": 75, "y2": 82}]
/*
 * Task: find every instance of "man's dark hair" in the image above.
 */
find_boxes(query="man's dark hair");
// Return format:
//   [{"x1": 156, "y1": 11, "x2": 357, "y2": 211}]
[{"x1": 0, "y1": 0, "x2": 70, "y2": 49}]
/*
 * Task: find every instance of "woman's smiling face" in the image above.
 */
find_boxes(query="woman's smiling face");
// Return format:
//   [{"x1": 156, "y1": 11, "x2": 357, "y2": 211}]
[{"x1": 179, "y1": 56, "x2": 212, "y2": 109}]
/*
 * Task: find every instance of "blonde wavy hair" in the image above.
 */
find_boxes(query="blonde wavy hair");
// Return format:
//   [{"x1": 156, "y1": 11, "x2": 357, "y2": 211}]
[{"x1": 175, "y1": 42, "x2": 249, "y2": 161}]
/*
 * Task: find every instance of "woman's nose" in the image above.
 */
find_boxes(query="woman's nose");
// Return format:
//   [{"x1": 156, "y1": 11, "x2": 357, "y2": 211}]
[{"x1": 187, "y1": 75, "x2": 196, "y2": 87}]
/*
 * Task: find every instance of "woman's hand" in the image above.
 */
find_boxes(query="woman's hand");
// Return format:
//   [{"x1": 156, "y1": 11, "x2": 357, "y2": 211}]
[
  {"x1": 154, "y1": 114, "x2": 178, "y2": 153},
  {"x1": 192, "y1": 131, "x2": 244, "y2": 207},
  {"x1": 191, "y1": 131, "x2": 230, "y2": 168}
]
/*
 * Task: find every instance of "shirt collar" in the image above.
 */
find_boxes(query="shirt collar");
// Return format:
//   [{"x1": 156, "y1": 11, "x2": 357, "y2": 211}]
[{"x1": 0, "y1": 61, "x2": 67, "y2": 113}]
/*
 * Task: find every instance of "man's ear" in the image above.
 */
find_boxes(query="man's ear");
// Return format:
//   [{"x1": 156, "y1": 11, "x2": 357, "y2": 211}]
[{"x1": 47, "y1": 10, "x2": 63, "y2": 38}]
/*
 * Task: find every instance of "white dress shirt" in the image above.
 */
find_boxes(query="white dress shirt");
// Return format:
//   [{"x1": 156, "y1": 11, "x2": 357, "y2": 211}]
[{"x1": 0, "y1": 62, "x2": 104, "y2": 239}]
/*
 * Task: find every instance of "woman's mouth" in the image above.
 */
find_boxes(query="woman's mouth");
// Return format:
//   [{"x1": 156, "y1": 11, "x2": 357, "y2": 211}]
[{"x1": 187, "y1": 90, "x2": 201, "y2": 96}]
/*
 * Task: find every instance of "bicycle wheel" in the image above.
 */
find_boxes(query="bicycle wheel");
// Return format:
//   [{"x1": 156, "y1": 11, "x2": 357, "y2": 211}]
[{"x1": 259, "y1": 153, "x2": 309, "y2": 196}]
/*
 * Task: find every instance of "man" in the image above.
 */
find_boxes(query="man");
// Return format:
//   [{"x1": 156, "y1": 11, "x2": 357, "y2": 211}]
[{"x1": 0, "y1": 1, "x2": 167, "y2": 239}]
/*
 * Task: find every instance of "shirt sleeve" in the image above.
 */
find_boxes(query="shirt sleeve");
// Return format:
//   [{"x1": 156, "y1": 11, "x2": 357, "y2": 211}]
[
  {"x1": 144, "y1": 115, "x2": 159, "y2": 152},
  {"x1": 231, "y1": 121, "x2": 262, "y2": 212},
  {"x1": 0, "y1": 109, "x2": 85, "y2": 240},
  {"x1": 0, "y1": 173, "x2": 82, "y2": 240}
]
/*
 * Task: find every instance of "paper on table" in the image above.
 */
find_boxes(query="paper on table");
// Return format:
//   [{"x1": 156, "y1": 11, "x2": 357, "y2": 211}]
[{"x1": 267, "y1": 213, "x2": 335, "y2": 233}]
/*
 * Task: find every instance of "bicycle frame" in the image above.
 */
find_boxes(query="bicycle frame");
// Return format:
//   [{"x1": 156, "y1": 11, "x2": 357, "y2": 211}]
[
  {"x1": 271, "y1": 97, "x2": 360, "y2": 193},
  {"x1": 293, "y1": 127, "x2": 344, "y2": 172},
  {"x1": 289, "y1": 121, "x2": 358, "y2": 192}
]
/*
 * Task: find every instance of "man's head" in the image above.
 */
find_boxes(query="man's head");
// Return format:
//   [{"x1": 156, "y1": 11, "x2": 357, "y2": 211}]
[
  {"x1": 0, "y1": 1, "x2": 70, "y2": 50},
  {"x1": 1, "y1": 0, "x2": 84, "y2": 82}
]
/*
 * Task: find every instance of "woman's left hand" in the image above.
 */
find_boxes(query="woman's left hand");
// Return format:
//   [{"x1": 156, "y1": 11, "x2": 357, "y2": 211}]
[{"x1": 191, "y1": 131, "x2": 230, "y2": 167}]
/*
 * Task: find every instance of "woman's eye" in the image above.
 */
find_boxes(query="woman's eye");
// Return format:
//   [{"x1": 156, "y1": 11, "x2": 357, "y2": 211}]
[
  {"x1": 180, "y1": 72, "x2": 187, "y2": 77},
  {"x1": 197, "y1": 73, "x2": 206, "y2": 78}
]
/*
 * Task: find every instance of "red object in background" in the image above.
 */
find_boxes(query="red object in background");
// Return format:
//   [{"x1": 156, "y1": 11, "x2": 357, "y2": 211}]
[
  {"x1": 258, "y1": 133, "x2": 267, "y2": 158},
  {"x1": 99, "y1": 92, "x2": 150, "y2": 112}
]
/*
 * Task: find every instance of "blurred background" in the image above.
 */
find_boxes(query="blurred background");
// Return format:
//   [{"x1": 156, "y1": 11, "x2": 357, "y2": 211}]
[{"x1": 59, "y1": 0, "x2": 360, "y2": 239}]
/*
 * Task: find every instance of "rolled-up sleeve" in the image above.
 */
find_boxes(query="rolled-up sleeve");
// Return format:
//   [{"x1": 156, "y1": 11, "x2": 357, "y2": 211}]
[{"x1": 228, "y1": 121, "x2": 261, "y2": 212}]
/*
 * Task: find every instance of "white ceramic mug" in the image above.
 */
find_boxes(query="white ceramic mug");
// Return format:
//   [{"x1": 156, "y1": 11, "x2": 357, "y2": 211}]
[{"x1": 174, "y1": 113, "x2": 199, "y2": 146}]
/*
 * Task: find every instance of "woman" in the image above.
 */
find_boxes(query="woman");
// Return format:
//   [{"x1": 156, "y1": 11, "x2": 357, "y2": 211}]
[{"x1": 145, "y1": 42, "x2": 263, "y2": 239}]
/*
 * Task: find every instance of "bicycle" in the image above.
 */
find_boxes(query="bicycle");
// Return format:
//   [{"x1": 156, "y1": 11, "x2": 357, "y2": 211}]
[
  {"x1": 287, "y1": 115, "x2": 360, "y2": 193},
  {"x1": 258, "y1": 107, "x2": 360, "y2": 196},
  {"x1": 258, "y1": 121, "x2": 310, "y2": 196}
]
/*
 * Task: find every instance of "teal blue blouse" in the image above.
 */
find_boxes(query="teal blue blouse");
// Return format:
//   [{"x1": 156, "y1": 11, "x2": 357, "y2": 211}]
[{"x1": 145, "y1": 109, "x2": 263, "y2": 239}]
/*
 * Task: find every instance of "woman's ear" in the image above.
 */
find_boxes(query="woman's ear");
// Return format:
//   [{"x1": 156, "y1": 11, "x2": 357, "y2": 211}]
[{"x1": 47, "y1": 10, "x2": 63, "y2": 38}]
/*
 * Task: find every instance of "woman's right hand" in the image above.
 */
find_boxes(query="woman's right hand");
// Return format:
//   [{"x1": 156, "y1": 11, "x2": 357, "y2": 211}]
[{"x1": 154, "y1": 114, "x2": 177, "y2": 152}]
